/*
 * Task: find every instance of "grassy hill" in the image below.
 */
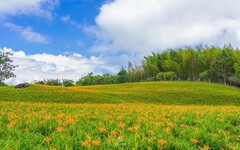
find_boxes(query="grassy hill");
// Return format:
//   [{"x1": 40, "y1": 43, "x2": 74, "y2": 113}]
[
  {"x1": 0, "y1": 81, "x2": 239, "y2": 105},
  {"x1": 0, "y1": 82, "x2": 239, "y2": 149}
]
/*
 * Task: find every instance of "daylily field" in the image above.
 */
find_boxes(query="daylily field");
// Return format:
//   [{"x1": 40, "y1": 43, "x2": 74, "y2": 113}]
[{"x1": 0, "y1": 82, "x2": 239, "y2": 149}]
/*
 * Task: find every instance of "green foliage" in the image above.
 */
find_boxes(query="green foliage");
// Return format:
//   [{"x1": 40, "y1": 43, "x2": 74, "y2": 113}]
[
  {"x1": 200, "y1": 71, "x2": 208, "y2": 81},
  {"x1": 156, "y1": 72, "x2": 165, "y2": 80},
  {"x1": 234, "y1": 63, "x2": 240, "y2": 78},
  {"x1": 142, "y1": 53, "x2": 160, "y2": 77},
  {"x1": 76, "y1": 73, "x2": 119, "y2": 86},
  {"x1": 34, "y1": 79, "x2": 74, "y2": 87},
  {"x1": 117, "y1": 67, "x2": 127, "y2": 83},
  {"x1": 0, "y1": 82, "x2": 7, "y2": 86},
  {"x1": 228, "y1": 76, "x2": 240, "y2": 87},
  {"x1": 0, "y1": 51, "x2": 17, "y2": 84},
  {"x1": 162, "y1": 60, "x2": 180, "y2": 74},
  {"x1": 0, "y1": 82, "x2": 239, "y2": 149},
  {"x1": 62, "y1": 79, "x2": 74, "y2": 87},
  {"x1": 164, "y1": 72, "x2": 177, "y2": 80},
  {"x1": 33, "y1": 80, "x2": 45, "y2": 84},
  {"x1": 44, "y1": 79, "x2": 62, "y2": 86},
  {"x1": 0, "y1": 102, "x2": 239, "y2": 149},
  {"x1": 126, "y1": 62, "x2": 145, "y2": 82},
  {"x1": 156, "y1": 72, "x2": 177, "y2": 81},
  {"x1": 126, "y1": 45, "x2": 240, "y2": 87}
]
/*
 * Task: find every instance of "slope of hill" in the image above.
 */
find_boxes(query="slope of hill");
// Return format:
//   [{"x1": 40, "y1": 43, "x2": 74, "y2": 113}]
[{"x1": 0, "y1": 82, "x2": 239, "y2": 105}]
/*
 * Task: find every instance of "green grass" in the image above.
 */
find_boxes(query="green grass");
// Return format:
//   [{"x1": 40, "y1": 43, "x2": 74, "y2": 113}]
[
  {"x1": 0, "y1": 82, "x2": 239, "y2": 149},
  {"x1": 0, "y1": 81, "x2": 240, "y2": 105},
  {"x1": 0, "y1": 102, "x2": 239, "y2": 150}
]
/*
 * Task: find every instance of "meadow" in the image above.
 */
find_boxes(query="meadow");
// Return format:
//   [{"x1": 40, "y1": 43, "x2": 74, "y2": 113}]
[
  {"x1": 0, "y1": 82, "x2": 239, "y2": 149},
  {"x1": 0, "y1": 82, "x2": 240, "y2": 105}
]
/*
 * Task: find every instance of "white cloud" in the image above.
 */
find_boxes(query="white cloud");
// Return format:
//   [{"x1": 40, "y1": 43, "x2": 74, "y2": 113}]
[
  {"x1": 1, "y1": 47, "x2": 119, "y2": 85},
  {"x1": 0, "y1": 0, "x2": 59, "y2": 19},
  {"x1": 3, "y1": 22, "x2": 48, "y2": 43},
  {"x1": 60, "y1": 15, "x2": 82, "y2": 28},
  {"x1": 61, "y1": 16, "x2": 71, "y2": 23},
  {"x1": 93, "y1": 0, "x2": 240, "y2": 56}
]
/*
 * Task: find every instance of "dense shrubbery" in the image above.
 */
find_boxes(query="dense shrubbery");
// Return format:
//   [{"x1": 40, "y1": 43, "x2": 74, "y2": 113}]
[
  {"x1": 62, "y1": 79, "x2": 74, "y2": 87},
  {"x1": 156, "y1": 72, "x2": 177, "y2": 81},
  {"x1": 34, "y1": 79, "x2": 74, "y2": 87},
  {"x1": 45, "y1": 79, "x2": 62, "y2": 86},
  {"x1": 76, "y1": 73, "x2": 119, "y2": 86}
]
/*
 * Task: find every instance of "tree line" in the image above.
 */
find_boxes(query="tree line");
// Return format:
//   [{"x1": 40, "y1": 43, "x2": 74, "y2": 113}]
[
  {"x1": 1, "y1": 44, "x2": 240, "y2": 87},
  {"x1": 33, "y1": 71, "x2": 126, "y2": 86},
  {"x1": 125, "y1": 44, "x2": 240, "y2": 87},
  {"x1": 38, "y1": 44, "x2": 240, "y2": 87}
]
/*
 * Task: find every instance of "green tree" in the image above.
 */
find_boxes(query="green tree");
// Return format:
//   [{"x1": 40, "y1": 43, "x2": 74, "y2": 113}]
[
  {"x1": 118, "y1": 67, "x2": 127, "y2": 83},
  {"x1": 156, "y1": 72, "x2": 165, "y2": 81},
  {"x1": 62, "y1": 79, "x2": 74, "y2": 87},
  {"x1": 0, "y1": 51, "x2": 17, "y2": 85},
  {"x1": 45, "y1": 79, "x2": 62, "y2": 86},
  {"x1": 234, "y1": 63, "x2": 240, "y2": 78},
  {"x1": 142, "y1": 53, "x2": 160, "y2": 79}
]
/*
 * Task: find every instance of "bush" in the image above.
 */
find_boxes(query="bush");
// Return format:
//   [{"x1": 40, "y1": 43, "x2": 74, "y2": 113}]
[
  {"x1": 165, "y1": 72, "x2": 177, "y2": 80},
  {"x1": 228, "y1": 76, "x2": 240, "y2": 87},
  {"x1": 156, "y1": 72, "x2": 177, "y2": 81},
  {"x1": 34, "y1": 80, "x2": 45, "y2": 85},
  {"x1": 0, "y1": 82, "x2": 7, "y2": 86},
  {"x1": 146, "y1": 77, "x2": 155, "y2": 81},
  {"x1": 62, "y1": 79, "x2": 74, "y2": 87},
  {"x1": 200, "y1": 71, "x2": 209, "y2": 81},
  {"x1": 156, "y1": 72, "x2": 165, "y2": 81},
  {"x1": 45, "y1": 79, "x2": 62, "y2": 86}
]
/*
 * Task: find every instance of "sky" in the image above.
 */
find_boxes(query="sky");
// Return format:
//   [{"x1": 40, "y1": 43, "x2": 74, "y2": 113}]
[{"x1": 1, "y1": 0, "x2": 240, "y2": 84}]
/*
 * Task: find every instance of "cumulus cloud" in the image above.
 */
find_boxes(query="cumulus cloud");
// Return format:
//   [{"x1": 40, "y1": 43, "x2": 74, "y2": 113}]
[
  {"x1": 93, "y1": 0, "x2": 240, "y2": 55},
  {"x1": 0, "y1": 0, "x2": 59, "y2": 19},
  {"x1": 3, "y1": 22, "x2": 48, "y2": 43},
  {"x1": 1, "y1": 47, "x2": 119, "y2": 85}
]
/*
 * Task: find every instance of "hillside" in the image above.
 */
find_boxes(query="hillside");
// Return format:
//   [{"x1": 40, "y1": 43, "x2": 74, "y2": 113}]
[
  {"x1": 1, "y1": 82, "x2": 240, "y2": 149},
  {"x1": 0, "y1": 82, "x2": 239, "y2": 105}
]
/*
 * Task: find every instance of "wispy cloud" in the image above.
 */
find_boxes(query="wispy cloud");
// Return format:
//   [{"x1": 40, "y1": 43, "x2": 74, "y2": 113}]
[
  {"x1": 3, "y1": 22, "x2": 48, "y2": 43},
  {"x1": 60, "y1": 15, "x2": 82, "y2": 28},
  {"x1": 0, "y1": 0, "x2": 59, "y2": 19}
]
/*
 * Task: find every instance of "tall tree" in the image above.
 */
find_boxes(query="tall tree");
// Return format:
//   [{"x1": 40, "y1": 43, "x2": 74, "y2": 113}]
[
  {"x1": 118, "y1": 67, "x2": 127, "y2": 83},
  {"x1": 0, "y1": 51, "x2": 17, "y2": 85}
]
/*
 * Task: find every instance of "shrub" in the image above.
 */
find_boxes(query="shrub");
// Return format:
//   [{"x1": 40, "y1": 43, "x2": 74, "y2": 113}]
[
  {"x1": 228, "y1": 76, "x2": 240, "y2": 87},
  {"x1": 62, "y1": 79, "x2": 74, "y2": 87},
  {"x1": 44, "y1": 79, "x2": 62, "y2": 86},
  {"x1": 165, "y1": 72, "x2": 177, "y2": 80},
  {"x1": 0, "y1": 82, "x2": 7, "y2": 86},
  {"x1": 156, "y1": 72, "x2": 165, "y2": 81},
  {"x1": 34, "y1": 80, "x2": 46, "y2": 85},
  {"x1": 156, "y1": 72, "x2": 177, "y2": 81}
]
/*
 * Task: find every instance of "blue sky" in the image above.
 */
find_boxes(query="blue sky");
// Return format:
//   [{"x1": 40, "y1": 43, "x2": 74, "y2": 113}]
[
  {"x1": 0, "y1": 0, "x2": 106, "y2": 55},
  {"x1": 1, "y1": 0, "x2": 240, "y2": 84}
]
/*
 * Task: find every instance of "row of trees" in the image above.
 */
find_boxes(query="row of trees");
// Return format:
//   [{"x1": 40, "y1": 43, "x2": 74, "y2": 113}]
[
  {"x1": 124, "y1": 44, "x2": 240, "y2": 87},
  {"x1": 34, "y1": 79, "x2": 75, "y2": 87},
  {"x1": 33, "y1": 72, "x2": 127, "y2": 86},
  {"x1": 1, "y1": 44, "x2": 240, "y2": 87}
]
